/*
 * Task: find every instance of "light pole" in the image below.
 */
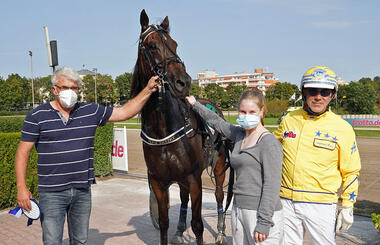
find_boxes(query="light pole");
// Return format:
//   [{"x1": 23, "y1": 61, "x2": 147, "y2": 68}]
[
  {"x1": 28, "y1": 51, "x2": 35, "y2": 108},
  {"x1": 93, "y1": 68, "x2": 97, "y2": 104}
]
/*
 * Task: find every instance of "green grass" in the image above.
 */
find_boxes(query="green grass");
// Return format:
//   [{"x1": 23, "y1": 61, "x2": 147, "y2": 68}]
[
  {"x1": 115, "y1": 117, "x2": 380, "y2": 137},
  {"x1": 355, "y1": 130, "x2": 380, "y2": 137}
]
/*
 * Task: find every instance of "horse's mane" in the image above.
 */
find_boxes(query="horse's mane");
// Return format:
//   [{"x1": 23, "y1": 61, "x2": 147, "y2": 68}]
[{"x1": 130, "y1": 59, "x2": 143, "y2": 98}]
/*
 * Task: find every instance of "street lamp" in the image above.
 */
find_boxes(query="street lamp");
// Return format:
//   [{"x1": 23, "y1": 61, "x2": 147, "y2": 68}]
[
  {"x1": 28, "y1": 51, "x2": 35, "y2": 108},
  {"x1": 92, "y1": 68, "x2": 97, "y2": 104}
]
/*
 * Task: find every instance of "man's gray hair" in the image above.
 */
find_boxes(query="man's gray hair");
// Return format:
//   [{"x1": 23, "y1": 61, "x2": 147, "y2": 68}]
[{"x1": 52, "y1": 66, "x2": 82, "y2": 86}]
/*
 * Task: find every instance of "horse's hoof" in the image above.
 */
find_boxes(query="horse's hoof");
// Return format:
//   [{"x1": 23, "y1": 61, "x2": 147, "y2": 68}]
[
  {"x1": 170, "y1": 235, "x2": 184, "y2": 244},
  {"x1": 215, "y1": 233, "x2": 227, "y2": 245}
]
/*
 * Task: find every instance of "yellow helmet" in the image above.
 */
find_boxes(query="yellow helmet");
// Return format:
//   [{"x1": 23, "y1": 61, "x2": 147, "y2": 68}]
[{"x1": 301, "y1": 66, "x2": 338, "y2": 90}]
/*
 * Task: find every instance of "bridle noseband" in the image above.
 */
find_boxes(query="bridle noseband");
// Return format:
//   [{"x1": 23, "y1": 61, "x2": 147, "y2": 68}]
[{"x1": 139, "y1": 24, "x2": 185, "y2": 102}]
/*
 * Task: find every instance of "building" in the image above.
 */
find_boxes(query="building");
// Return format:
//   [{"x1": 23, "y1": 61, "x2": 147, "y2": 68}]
[
  {"x1": 77, "y1": 69, "x2": 96, "y2": 80},
  {"x1": 193, "y1": 68, "x2": 279, "y2": 93},
  {"x1": 337, "y1": 77, "x2": 348, "y2": 86}
]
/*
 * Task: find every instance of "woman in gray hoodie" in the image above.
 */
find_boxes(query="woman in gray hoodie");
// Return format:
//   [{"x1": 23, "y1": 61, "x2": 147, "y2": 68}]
[{"x1": 186, "y1": 88, "x2": 283, "y2": 244}]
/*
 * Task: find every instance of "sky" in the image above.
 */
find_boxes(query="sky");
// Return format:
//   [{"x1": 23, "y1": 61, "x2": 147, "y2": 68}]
[{"x1": 1, "y1": 0, "x2": 379, "y2": 86}]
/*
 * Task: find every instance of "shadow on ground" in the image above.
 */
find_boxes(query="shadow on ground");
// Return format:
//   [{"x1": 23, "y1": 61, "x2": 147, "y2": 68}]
[{"x1": 63, "y1": 202, "x2": 232, "y2": 245}]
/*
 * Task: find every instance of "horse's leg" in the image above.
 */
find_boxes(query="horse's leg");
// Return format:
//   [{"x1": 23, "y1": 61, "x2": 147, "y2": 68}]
[
  {"x1": 170, "y1": 184, "x2": 189, "y2": 244},
  {"x1": 188, "y1": 173, "x2": 204, "y2": 245},
  {"x1": 214, "y1": 153, "x2": 228, "y2": 245},
  {"x1": 150, "y1": 177, "x2": 170, "y2": 245}
]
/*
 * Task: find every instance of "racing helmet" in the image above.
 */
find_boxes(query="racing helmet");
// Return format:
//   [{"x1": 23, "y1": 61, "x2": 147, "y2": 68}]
[{"x1": 301, "y1": 66, "x2": 338, "y2": 91}]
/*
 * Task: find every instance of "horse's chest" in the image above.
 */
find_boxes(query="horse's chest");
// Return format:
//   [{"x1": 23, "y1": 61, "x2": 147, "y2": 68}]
[{"x1": 143, "y1": 144, "x2": 198, "y2": 179}]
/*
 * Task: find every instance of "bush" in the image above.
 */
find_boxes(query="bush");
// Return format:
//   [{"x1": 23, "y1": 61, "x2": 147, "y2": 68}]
[
  {"x1": 0, "y1": 133, "x2": 38, "y2": 210},
  {"x1": 266, "y1": 98, "x2": 288, "y2": 114},
  {"x1": 0, "y1": 117, "x2": 25, "y2": 133},
  {"x1": 0, "y1": 110, "x2": 29, "y2": 116},
  {"x1": 94, "y1": 123, "x2": 114, "y2": 177},
  {"x1": 372, "y1": 213, "x2": 380, "y2": 232}
]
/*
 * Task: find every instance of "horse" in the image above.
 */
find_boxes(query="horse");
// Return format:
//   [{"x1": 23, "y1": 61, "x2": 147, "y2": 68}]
[{"x1": 130, "y1": 9, "x2": 231, "y2": 245}]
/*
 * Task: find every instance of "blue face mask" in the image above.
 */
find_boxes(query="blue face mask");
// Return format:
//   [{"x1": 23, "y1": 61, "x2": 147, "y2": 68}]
[{"x1": 236, "y1": 114, "x2": 260, "y2": 130}]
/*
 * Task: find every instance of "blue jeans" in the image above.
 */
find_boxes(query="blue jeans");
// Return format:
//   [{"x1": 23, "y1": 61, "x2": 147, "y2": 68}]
[{"x1": 39, "y1": 187, "x2": 91, "y2": 245}]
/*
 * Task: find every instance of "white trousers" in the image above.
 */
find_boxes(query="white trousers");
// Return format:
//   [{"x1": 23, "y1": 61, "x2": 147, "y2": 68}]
[
  {"x1": 281, "y1": 199, "x2": 337, "y2": 245},
  {"x1": 231, "y1": 205, "x2": 283, "y2": 245}
]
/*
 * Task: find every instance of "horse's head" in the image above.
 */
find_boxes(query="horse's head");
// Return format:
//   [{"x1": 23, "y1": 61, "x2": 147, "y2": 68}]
[{"x1": 131, "y1": 9, "x2": 191, "y2": 99}]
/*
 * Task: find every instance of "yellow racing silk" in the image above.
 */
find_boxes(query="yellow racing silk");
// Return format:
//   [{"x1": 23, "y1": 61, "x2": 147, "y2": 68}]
[{"x1": 274, "y1": 109, "x2": 361, "y2": 207}]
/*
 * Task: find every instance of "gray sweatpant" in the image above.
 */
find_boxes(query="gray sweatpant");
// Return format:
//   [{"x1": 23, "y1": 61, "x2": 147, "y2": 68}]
[{"x1": 231, "y1": 205, "x2": 283, "y2": 245}]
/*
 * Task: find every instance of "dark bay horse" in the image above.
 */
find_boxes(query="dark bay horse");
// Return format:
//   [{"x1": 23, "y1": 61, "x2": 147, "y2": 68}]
[{"x1": 130, "y1": 10, "x2": 230, "y2": 245}]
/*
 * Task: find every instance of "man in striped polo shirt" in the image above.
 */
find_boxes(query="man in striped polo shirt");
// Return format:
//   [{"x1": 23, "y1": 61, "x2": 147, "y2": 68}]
[{"x1": 15, "y1": 66, "x2": 159, "y2": 245}]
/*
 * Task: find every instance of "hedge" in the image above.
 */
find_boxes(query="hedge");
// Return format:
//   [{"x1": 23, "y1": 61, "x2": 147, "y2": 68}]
[
  {"x1": 94, "y1": 123, "x2": 113, "y2": 177},
  {"x1": 0, "y1": 118, "x2": 114, "y2": 209},
  {"x1": 0, "y1": 133, "x2": 38, "y2": 209},
  {"x1": 0, "y1": 117, "x2": 25, "y2": 133}
]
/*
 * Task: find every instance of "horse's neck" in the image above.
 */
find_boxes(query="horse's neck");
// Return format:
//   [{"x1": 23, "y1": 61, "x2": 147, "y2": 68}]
[{"x1": 142, "y1": 96, "x2": 187, "y2": 138}]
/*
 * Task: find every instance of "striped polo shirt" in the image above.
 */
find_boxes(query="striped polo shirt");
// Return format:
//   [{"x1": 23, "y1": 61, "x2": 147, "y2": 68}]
[{"x1": 21, "y1": 102, "x2": 113, "y2": 192}]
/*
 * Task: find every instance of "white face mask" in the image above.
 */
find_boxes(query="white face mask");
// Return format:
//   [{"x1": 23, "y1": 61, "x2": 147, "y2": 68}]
[
  {"x1": 236, "y1": 114, "x2": 260, "y2": 130},
  {"x1": 57, "y1": 89, "x2": 78, "y2": 108}
]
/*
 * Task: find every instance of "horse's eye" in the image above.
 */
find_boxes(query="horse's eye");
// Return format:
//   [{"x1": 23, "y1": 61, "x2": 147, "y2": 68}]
[{"x1": 150, "y1": 42, "x2": 158, "y2": 50}]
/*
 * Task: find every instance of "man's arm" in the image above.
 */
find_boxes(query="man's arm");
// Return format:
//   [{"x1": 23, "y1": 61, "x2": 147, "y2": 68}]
[
  {"x1": 108, "y1": 76, "x2": 159, "y2": 122},
  {"x1": 15, "y1": 141, "x2": 35, "y2": 211}
]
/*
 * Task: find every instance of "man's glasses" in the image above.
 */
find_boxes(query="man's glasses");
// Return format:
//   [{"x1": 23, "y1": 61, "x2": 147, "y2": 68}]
[
  {"x1": 55, "y1": 85, "x2": 79, "y2": 92},
  {"x1": 305, "y1": 88, "x2": 332, "y2": 97}
]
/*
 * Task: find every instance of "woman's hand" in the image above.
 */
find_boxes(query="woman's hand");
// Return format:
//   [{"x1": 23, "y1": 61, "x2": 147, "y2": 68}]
[
  {"x1": 185, "y1": 96, "x2": 196, "y2": 106},
  {"x1": 254, "y1": 231, "x2": 268, "y2": 243}
]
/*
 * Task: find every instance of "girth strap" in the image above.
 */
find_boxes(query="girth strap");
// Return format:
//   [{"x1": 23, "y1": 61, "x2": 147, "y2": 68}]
[{"x1": 140, "y1": 124, "x2": 194, "y2": 146}]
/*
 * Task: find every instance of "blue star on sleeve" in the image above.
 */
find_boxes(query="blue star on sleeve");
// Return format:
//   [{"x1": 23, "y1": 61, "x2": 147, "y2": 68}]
[
  {"x1": 349, "y1": 191, "x2": 357, "y2": 201},
  {"x1": 324, "y1": 133, "x2": 330, "y2": 138},
  {"x1": 351, "y1": 142, "x2": 357, "y2": 154},
  {"x1": 316, "y1": 131, "x2": 321, "y2": 137},
  {"x1": 332, "y1": 136, "x2": 338, "y2": 141}
]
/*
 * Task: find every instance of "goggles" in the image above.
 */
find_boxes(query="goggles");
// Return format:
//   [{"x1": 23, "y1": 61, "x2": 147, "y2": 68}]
[{"x1": 305, "y1": 88, "x2": 332, "y2": 97}]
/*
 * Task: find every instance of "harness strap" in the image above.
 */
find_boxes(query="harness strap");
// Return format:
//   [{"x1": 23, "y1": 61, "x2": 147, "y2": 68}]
[{"x1": 140, "y1": 124, "x2": 194, "y2": 146}]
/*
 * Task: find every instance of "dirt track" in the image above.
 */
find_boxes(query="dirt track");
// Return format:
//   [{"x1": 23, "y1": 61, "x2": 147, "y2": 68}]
[{"x1": 125, "y1": 130, "x2": 380, "y2": 204}]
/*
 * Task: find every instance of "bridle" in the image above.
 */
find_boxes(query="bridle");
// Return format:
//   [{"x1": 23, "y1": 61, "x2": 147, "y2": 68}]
[
  {"x1": 139, "y1": 24, "x2": 185, "y2": 102},
  {"x1": 139, "y1": 24, "x2": 194, "y2": 146}
]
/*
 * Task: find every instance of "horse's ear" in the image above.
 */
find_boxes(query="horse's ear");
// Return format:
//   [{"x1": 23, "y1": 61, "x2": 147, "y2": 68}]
[
  {"x1": 140, "y1": 9, "x2": 149, "y2": 32},
  {"x1": 160, "y1": 16, "x2": 169, "y2": 31}
]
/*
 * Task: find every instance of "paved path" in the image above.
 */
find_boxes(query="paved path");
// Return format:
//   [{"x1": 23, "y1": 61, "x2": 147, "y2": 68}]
[{"x1": 1, "y1": 177, "x2": 379, "y2": 244}]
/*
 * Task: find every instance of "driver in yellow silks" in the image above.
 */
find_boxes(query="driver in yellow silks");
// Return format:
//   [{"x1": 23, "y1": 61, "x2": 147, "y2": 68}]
[{"x1": 274, "y1": 66, "x2": 361, "y2": 245}]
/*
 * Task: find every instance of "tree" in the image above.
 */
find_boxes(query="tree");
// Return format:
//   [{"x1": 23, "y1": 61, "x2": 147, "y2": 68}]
[
  {"x1": 224, "y1": 84, "x2": 247, "y2": 109},
  {"x1": 34, "y1": 75, "x2": 54, "y2": 104},
  {"x1": 0, "y1": 76, "x2": 5, "y2": 110},
  {"x1": 204, "y1": 84, "x2": 225, "y2": 107},
  {"x1": 341, "y1": 82, "x2": 376, "y2": 114},
  {"x1": 115, "y1": 72, "x2": 132, "y2": 104},
  {"x1": 265, "y1": 82, "x2": 300, "y2": 103},
  {"x1": 190, "y1": 83, "x2": 202, "y2": 98},
  {"x1": 0, "y1": 74, "x2": 30, "y2": 110},
  {"x1": 95, "y1": 74, "x2": 119, "y2": 106},
  {"x1": 82, "y1": 74, "x2": 96, "y2": 102}
]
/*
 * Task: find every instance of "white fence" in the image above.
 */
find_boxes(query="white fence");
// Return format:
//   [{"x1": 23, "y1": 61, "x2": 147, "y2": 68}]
[{"x1": 341, "y1": 114, "x2": 380, "y2": 119}]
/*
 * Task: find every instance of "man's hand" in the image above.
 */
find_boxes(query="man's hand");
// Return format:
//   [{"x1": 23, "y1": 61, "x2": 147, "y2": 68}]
[
  {"x1": 336, "y1": 206, "x2": 354, "y2": 233},
  {"x1": 17, "y1": 186, "x2": 32, "y2": 211},
  {"x1": 146, "y1": 76, "x2": 159, "y2": 94}
]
